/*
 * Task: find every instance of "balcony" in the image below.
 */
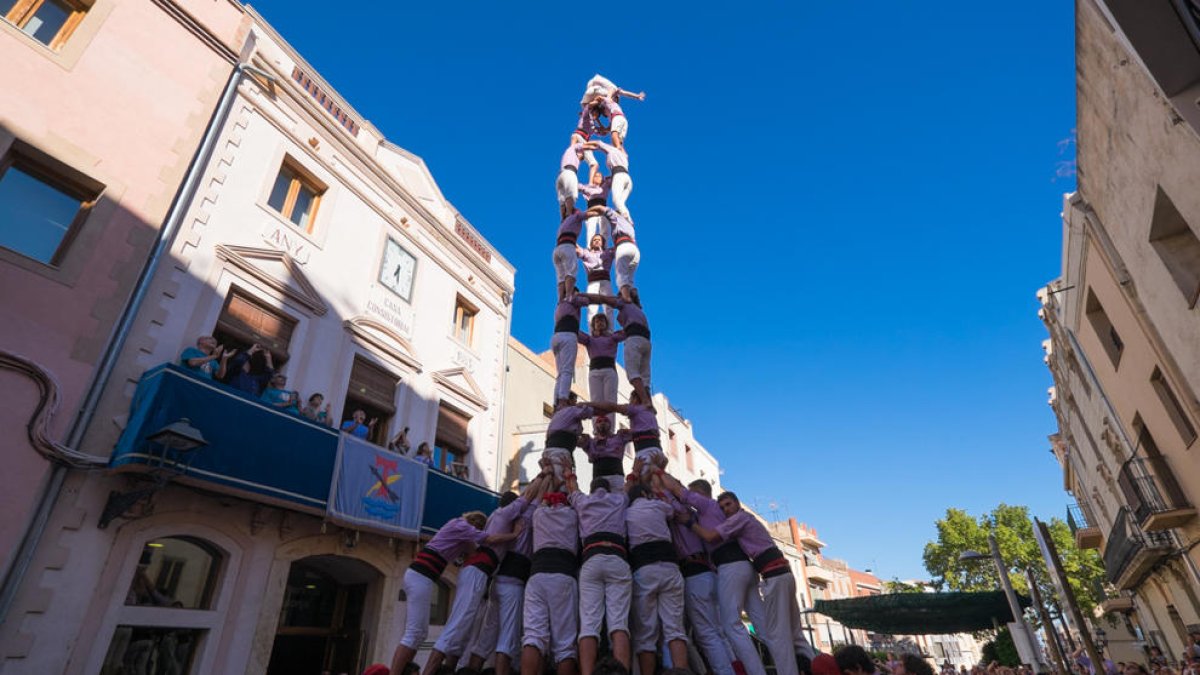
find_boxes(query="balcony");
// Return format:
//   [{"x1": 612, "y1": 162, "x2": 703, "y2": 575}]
[
  {"x1": 108, "y1": 364, "x2": 497, "y2": 536},
  {"x1": 1067, "y1": 501, "x2": 1103, "y2": 549},
  {"x1": 804, "y1": 553, "x2": 835, "y2": 583},
  {"x1": 1103, "y1": 507, "x2": 1175, "y2": 590},
  {"x1": 1118, "y1": 455, "x2": 1196, "y2": 531}
]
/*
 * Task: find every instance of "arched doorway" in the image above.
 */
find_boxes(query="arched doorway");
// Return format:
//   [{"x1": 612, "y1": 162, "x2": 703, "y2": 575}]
[{"x1": 267, "y1": 555, "x2": 382, "y2": 675}]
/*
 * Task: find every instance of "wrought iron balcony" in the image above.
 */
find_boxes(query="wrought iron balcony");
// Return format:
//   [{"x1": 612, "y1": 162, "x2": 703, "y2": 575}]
[
  {"x1": 1103, "y1": 507, "x2": 1175, "y2": 590},
  {"x1": 107, "y1": 364, "x2": 497, "y2": 535},
  {"x1": 1118, "y1": 455, "x2": 1196, "y2": 531},
  {"x1": 1068, "y1": 501, "x2": 1103, "y2": 549}
]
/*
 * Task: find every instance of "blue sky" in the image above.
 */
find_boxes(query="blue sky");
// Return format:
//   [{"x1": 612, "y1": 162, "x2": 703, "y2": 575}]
[{"x1": 253, "y1": 1, "x2": 1077, "y2": 580}]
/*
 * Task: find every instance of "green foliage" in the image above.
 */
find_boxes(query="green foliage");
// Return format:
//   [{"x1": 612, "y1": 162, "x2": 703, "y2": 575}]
[
  {"x1": 883, "y1": 579, "x2": 927, "y2": 594},
  {"x1": 982, "y1": 627, "x2": 1020, "y2": 666},
  {"x1": 921, "y1": 504, "x2": 1107, "y2": 617}
]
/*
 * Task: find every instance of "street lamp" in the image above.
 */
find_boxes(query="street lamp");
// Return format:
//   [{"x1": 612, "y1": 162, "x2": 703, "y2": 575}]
[
  {"x1": 959, "y1": 536, "x2": 1046, "y2": 671},
  {"x1": 98, "y1": 418, "x2": 207, "y2": 529}
]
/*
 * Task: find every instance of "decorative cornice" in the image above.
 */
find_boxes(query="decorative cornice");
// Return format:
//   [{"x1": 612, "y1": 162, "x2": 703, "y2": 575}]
[
  {"x1": 432, "y1": 367, "x2": 489, "y2": 411},
  {"x1": 214, "y1": 245, "x2": 328, "y2": 316},
  {"x1": 343, "y1": 317, "x2": 422, "y2": 373}
]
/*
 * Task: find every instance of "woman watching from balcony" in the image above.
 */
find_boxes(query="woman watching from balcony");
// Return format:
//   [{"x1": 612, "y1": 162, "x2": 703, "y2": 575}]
[
  {"x1": 261, "y1": 373, "x2": 300, "y2": 415},
  {"x1": 340, "y1": 409, "x2": 376, "y2": 440},
  {"x1": 300, "y1": 393, "x2": 331, "y2": 426},
  {"x1": 411, "y1": 442, "x2": 435, "y2": 468},
  {"x1": 224, "y1": 343, "x2": 274, "y2": 397}
]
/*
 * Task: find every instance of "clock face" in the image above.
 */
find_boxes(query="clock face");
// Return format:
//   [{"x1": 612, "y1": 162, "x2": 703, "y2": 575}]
[{"x1": 379, "y1": 238, "x2": 417, "y2": 302}]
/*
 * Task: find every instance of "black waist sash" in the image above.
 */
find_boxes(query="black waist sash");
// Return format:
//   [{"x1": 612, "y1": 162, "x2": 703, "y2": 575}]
[
  {"x1": 630, "y1": 539, "x2": 677, "y2": 571},
  {"x1": 464, "y1": 546, "x2": 500, "y2": 576},
  {"x1": 557, "y1": 232, "x2": 578, "y2": 245},
  {"x1": 545, "y1": 429, "x2": 578, "y2": 450},
  {"x1": 553, "y1": 316, "x2": 580, "y2": 334},
  {"x1": 592, "y1": 456, "x2": 623, "y2": 477},
  {"x1": 497, "y1": 552, "x2": 532, "y2": 582},
  {"x1": 590, "y1": 356, "x2": 615, "y2": 370},
  {"x1": 531, "y1": 547, "x2": 578, "y2": 577},
  {"x1": 563, "y1": 164, "x2": 579, "y2": 173},
  {"x1": 587, "y1": 197, "x2": 606, "y2": 208},
  {"x1": 680, "y1": 552, "x2": 714, "y2": 578},
  {"x1": 752, "y1": 546, "x2": 790, "y2": 579},
  {"x1": 712, "y1": 540, "x2": 749, "y2": 567},
  {"x1": 614, "y1": 233, "x2": 635, "y2": 246},
  {"x1": 587, "y1": 269, "x2": 610, "y2": 282},
  {"x1": 582, "y1": 531, "x2": 628, "y2": 562},
  {"x1": 612, "y1": 166, "x2": 629, "y2": 175},
  {"x1": 632, "y1": 431, "x2": 661, "y2": 451},
  {"x1": 623, "y1": 323, "x2": 651, "y2": 339},
  {"x1": 411, "y1": 546, "x2": 449, "y2": 581}
]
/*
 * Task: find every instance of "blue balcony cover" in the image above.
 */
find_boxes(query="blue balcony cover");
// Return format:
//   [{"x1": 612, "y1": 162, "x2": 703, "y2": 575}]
[{"x1": 111, "y1": 364, "x2": 498, "y2": 534}]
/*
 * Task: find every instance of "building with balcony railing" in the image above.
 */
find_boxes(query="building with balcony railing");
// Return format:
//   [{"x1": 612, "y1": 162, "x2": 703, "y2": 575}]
[
  {"x1": 0, "y1": 9, "x2": 515, "y2": 674},
  {"x1": 1038, "y1": 0, "x2": 1200, "y2": 663}
]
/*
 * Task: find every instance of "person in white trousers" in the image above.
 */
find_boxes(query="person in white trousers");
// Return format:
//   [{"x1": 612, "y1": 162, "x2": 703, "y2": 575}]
[
  {"x1": 625, "y1": 481, "x2": 689, "y2": 675},
  {"x1": 556, "y1": 143, "x2": 585, "y2": 219},
  {"x1": 592, "y1": 141, "x2": 631, "y2": 221},
  {"x1": 578, "y1": 313, "x2": 625, "y2": 406},
  {"x1": 576, "y1": 234, "x2": 613, "y2": 322},
  {"x1": 694, "y1": 491, "x2": 816, "y2": 675},
  {"x1": 579, "y1": 74, "x2": 645, "y2": 108},
  {"x1": 578, "y1": 172, "x2": 611, "y2": 242},
  {"x1": 520, "y1": 485, "x2": 581, "y2": 675}
]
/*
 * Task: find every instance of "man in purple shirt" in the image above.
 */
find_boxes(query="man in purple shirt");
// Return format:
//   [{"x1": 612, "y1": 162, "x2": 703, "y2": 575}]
[
  {"x1": 576, "y1": 234, "x2": 613, "y2": 322},
  {"x1": 557, "y1": 143, "x2": 584, "y2": 219},
  {"x1": 578, "y1": 313, "x2": 625, "y2": 406},
  {"x1": 596, "y1": 292, "x2": 651, "y2": 405},
  {"x1": 543, "y1": 395, "x2": 595, "y2": 485},
  {"x1": 661, "y1": 473, "x2": 762, "y2": 675},
  {"x1": 590, "y1": 390, "x2": 664, "y2": 479},
  {"x1": 553, "y1": 208, "x2": 597, "y2": 302},
  {"x1": 592, "y1": 141, "x2": 631, "y2": 221},
  {"x1": 551, "y1": 294, "x2": 593, "y2": 406},
  {"x1": 521, "y1": 483, "x2": 581, "y2": 675},
  {"x1": 567, "y1": 473, "x2": 632, "y2": 675},
  {"x1": 665, "y1": 490, "x2": 736, "y2": 675},
  {"x1": 424, "y1": 493, "x2": 528, "y2": 675},
  {"x1": 694, "y1": 491, "x2": 815, "y2": 675},
  {"x1": 577, "y1": 414, "x2": 630, "y2": 492},
  {"x1": 625, "y1": 483, "x2": 688, "y2": 675},
  {"x1": 595, "y1": 98, "x2": 630, "y2": 151},
  {"x1": 578, "y1": 173, "x2": 611, "y2": 241},
  {"x1": 391, "y1": 511, "x2": 513, "y2": 675},
  {"x1": 466, "y1": 477, "x2": 549, "y2": 675}
]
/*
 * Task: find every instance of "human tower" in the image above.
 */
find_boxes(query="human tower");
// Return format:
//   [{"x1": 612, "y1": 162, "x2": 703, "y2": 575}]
[{"x1": 389, "y1": 75, "x2": 815, "y2": 675}]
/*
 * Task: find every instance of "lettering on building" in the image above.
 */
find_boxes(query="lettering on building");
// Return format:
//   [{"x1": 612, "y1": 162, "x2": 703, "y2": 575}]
[
  {"x1": 292, "y1": 67, "x2": 360, "y2": 137},
  {"x1": 455, "y1": 220, "x2": 492, "y2": 262},
  {"x1": 451, "y1": 346, "x2": 478, "y2": 373},
  {"x1": 261, "y1": 223, "x2": 311, "y2": 264},
  {"x1": 366, "y1": 287, "x2": 415, "y2": 338}
]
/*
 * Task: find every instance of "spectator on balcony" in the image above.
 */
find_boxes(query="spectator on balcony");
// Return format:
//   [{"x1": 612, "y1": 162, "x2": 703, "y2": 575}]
[
  {"x1": 389, "y1": 427, "x2": 412, "y2": 455},
  {"x1": 261, "y1": 373, "x2": 300, "y2": 415},
  {"x1": 411, "y1": 442, "x2": 435, "y2": 468},
  {"x1": 340, "y1": 409, "x2": 376, "y2": 440},
  {"x1": 179, "y1": 336, "x2": 232, "y2": 380},
  {"x1": 300, "y1": 393, "x2": 332, "y2": 426},
  {"x1": 225, "y1": 344, "x2": 274, "y2": 397}
]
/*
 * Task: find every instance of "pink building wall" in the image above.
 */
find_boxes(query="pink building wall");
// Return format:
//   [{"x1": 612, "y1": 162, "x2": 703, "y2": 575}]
[{"x1": 0, "y1": 0, "x2": 247, "y2": 665}]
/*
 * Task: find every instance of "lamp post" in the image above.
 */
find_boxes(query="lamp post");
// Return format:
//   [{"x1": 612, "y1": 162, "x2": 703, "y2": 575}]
[
  {"x1": 959, "y1": 535, "x2": 1046, "y2": 671},
  {"x1": 98, "y1": 418, "x2": 207, "y2": 528}
]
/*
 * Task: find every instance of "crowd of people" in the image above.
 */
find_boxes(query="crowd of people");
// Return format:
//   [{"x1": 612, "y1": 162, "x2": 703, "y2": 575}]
[{"x1": 178, "y1": 336, "x2": 442, "y2": 471}]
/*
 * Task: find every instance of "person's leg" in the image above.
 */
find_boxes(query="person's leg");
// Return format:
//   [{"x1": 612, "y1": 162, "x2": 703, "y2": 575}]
[
  {"x1": 603, "y1": 557, "x2": 633, "y2": 670},
  {"x1": 624, "y1": 336, "x2": 652, "y2": 406},
  {"x1": 578, "y1": 559, "x2": 606, "y2": 675},
  {"x1": 429, "y1": 567, "x2": 490, "y2": 675},
  {"x1": 687, "y1": 572, "x2": 736, "y2": 675},
  {"x1": 496, "y1": 579, "x2": 526, "y2": 675},
  {"x1": 632, "y1": 567, "x2": 662, "y2": 675},
  {"x1": 551, "y1": 575, "x2": 580, "y2": 675},
  {"x1": 716, "y1": 563, "x2": 766, "y2": 675},
  {"x1": 467, "y1": 587, "x2": 501, "y2": 672},
  {"x1": 601, "y1": 369, "x2": 617, "y2": 405},
  {"x1": 587, "y1": 370, "x2": 605, "y2": 410},
  {"x1": 393, "y1": 571, "x2": 435, "y2": 675},
  {"x1": 586, "y1": 278, "x2": 602, "y2": 323},
  {"x1": 613, "y1": 243, "x2": 633, "y2": 302},
  {"x1": 611, "y1": 173, "x2": 633, "y2": 220},
  {"x1": 612, "y1": 116, "x2": 629, "y2": 151},
  {"x1": 757, "y1": 575, "x2": 798, "y2": 675},
  {"x1": 522, "y1": 575, "x2": 551, "y2": 675},
  {"x1": 550, "y1": 333, "x2": 577, "y2": 403},
  {"x1": 557, "y1": 170, "x2": 579, "y2": 220}
]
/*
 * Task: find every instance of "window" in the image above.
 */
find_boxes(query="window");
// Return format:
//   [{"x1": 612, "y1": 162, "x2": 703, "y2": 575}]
[
  {"x1": 213, "y1": 287, "x2": 296, "y2": 363},
  {"x1": 0, "y1": 144, "x2": 100, "y2": 264},
  {"x1": 1148, "y1": 187, "x2": 1200, "y2": 307},
  {"x1": 668, "y1": 429, "x2": 678, "y2": 459},
  {"x1": 2, "y1": 0, "x2": 87, "y2": 49},
  {"x1": 1150, "y1": 367, "x2": 1198, "y2": 445},
  {"x1": 1085, "y1": 290, "x2": 1124, "y2": 368},
  {"x1": 434, "y1": 403, "x2": 471, "y2": 475},
  {"x1": 266, "y1": 158, "x2": 324, "y2": 233},
  {"x1": 342, "y1": 357, "x2": 397, "y2": 445},
  {"x1": 685, "y1": 444, "x2": 694, "y2": 472},
  {"x1": 452, "y1": 295, "x2": 478, "y2": 346},
  {"x1": 101, "y1": 626, "x2": 202, "y2": 674},
  {"x1": 124, "y1": 537, "x2": 220, "y2": 610}
]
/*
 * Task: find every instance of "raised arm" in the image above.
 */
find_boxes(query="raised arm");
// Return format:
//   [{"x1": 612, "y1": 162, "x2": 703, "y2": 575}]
[
  {"x1": 616, "y1": 88, "x2": 645, "y2": 101},
  {"x1": 586, "y1": 401, "x2": 631, "y2": 416},
  {"x1": 657, "y1": 470, "x2": 686, "y2": 499},
  {"x1": 692, "y1": 522, "x2": 721, "y2": 543}
]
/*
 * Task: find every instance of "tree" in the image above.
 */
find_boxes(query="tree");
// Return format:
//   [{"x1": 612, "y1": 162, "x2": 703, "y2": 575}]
[
  {"x1": 982, "y1": 626, "x2": 1020, "y2": 666},
  {"x1": 922, "y1": 504, "x2": 1107, "y2": 617},
  {"x1": 883, "y1": 579, "x2": 927, "y2": 594}
]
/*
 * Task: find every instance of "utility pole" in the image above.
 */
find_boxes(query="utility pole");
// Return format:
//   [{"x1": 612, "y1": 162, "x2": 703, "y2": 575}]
[
  {"x1": 988, "y1": 534, "x2": 1045, "y2": 670},
  {"x1": 1035, "y1": 518, "x2": 1103, "y2": 674},
  {"x1": 1026, "y1": 567, "x2": 1069, "y2": 675}
]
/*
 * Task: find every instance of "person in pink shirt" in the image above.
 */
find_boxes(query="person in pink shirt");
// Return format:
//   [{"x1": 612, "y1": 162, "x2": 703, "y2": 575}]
[
  {"x1": 664, "y1": 491, "x2": 736, "y2": 675},
  {"x1": 577, "y1": 414, "x2": 630, "y2": 491},
  {"x1": 556, "y1": 143, "x2": 585, "y2": 219},
  {"x1": 589, "y1": 390, "x2": 666, "y2": 480},
  {"x1": 592, "y1": 141, "x2": 631, "y2": 221},
  {"x1": 578, "y1": 171, "x2": 611, "y2": 241},
  {"x1": 625, "y1": 482, "x2": 689, "y2": 675},
  {"x1": 521, "y1": 480, "x2": 581, "y2": 675},
  {"x1": 578, "y1": 313, "x2": 625, "y2": 406},
  {"x1": 390, "y1": 512, "x2": 519, "y2": 675},
  {"x1": 551, "y1": 296, "x2": 593, "y2": 406},
  {"x1": 542, "y1": 394, "x2": 595, "y2": 484},
  {"x1": 575, "y1": 234, "x2": 613, "y2": 322},
  {"x1": 566, "y1": 472, "x2": 632, "y2": 675},
  {"x1": 553, "y1": 208, "x2": 599, "y2": 302},
  {"x1": 595, "y1": 96, "x2": 630, "y2": 150},
  {"x1": 570, "y1": 105, "x2": 601, "y2": 174},
  {"x1": 693, "y1": 491, "x2": 816, "y2": 675},
  {"x1": 595, "y1": 292, "x2": 651, "y2": 405}
]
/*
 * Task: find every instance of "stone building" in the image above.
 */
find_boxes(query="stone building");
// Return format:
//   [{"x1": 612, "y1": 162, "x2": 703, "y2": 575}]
[
  {"x1": 1039, "y1": 0, "x2": 1200, "y2": 662},
  {"x1": 0, "y1": 7, "x2": 513, "y2": 674}
]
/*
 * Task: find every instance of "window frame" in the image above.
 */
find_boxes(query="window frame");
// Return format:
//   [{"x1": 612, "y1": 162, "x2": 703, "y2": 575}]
[
  {"x1": 2, "y1": 0, "x2": 88, "y2": 50},
  {"x1": 0, "y1": 142, "x2": 101, "y2": 266},
  {"x1": 451, "y1": 294, "x2": 478, "y2": 347},
  {"x1": 267, "y1": 157, "x2": 325, "y2": 234}
]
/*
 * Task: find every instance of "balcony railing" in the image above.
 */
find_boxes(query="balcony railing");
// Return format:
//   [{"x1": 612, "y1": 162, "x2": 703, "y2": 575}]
[
  {"x1": 108, "y1": 364, "x2": 497, "y2": 536},
  {"x1": 1068, "y1": 501, "x2": 1103, "y2": 549},
  {"x1": 1118, "y1": 455, "x2": 1196, "y2": 531},
  {"x1": 1103, "y1": 507, "x2": 1175, "y2": 590}
]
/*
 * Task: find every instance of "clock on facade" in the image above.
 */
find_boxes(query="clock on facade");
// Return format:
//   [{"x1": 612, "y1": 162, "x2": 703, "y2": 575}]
[{"x1": 379, "y1": 237, "x2": 417, "y2": 302}]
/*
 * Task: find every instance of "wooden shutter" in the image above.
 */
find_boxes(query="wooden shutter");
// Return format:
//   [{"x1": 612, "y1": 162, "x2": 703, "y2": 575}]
[
  {"x1": 347, "y1": 358, "x2": 398, "y2": 413},
  {"x1": 436, "y1": 404, "x2": 471, "y2": 454},
  {"x1": 216, "y1": 288, "x2": 296, "y2": 357}
]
